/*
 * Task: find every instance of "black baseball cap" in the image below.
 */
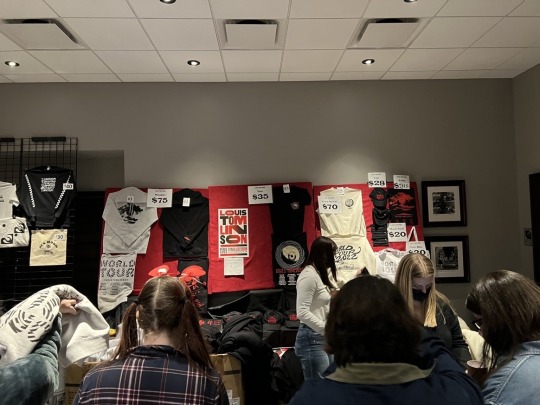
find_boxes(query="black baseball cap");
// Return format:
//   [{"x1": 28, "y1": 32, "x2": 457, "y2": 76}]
[{"x1": 369, "y1": 188, "x2": 388, "y2": 208}]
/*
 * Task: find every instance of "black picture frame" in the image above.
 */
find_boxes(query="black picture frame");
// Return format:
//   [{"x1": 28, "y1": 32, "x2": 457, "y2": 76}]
[
  {"x1": 421, "y1": 180, "x2": 467, "y2": 227},
  {"x1": 425, "y1": 235, "x2": 470, "y2": 283}
]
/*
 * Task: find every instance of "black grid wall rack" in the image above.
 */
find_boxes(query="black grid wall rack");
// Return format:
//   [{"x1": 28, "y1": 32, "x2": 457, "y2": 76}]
[{"x1": 0, "y1": 137, "x2": 78, "y2": 311}]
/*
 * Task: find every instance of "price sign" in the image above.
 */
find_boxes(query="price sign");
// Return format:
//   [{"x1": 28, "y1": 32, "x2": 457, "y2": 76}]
[
  {"x1": 387, "y1": 223, "x2": 407, "y2": 242},
  {"x1": 393, "y1": 175, "x2": 410, "y2": 190},
  {"x1": 407, "y1": 241, "x2": 430, "y2": 258},
  {"x1": 182, "y1": 197, "x2": 190, "y2": 207},
  {"x1": 63, "y1": 182, "x2": 74, "y2": 190},
  {"x1": 318, "y1": 195, "x2": 342, "y2": 214},
  {"x1": 248, "y1": 185, "x2": 273, "y2": 205},
  {"x1": 147, "y1": 188, "x2": 173, "y2": 207},
  {"x1": 368, "y1": 172, "x2": 387, "y2": 188},
  {"x1": 283, "y1": 184, "x2": 290, "y2": 194}
]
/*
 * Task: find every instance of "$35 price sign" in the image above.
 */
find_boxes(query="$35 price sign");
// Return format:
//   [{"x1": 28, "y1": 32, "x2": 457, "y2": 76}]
[
  {"x1": 248, "y1": 185, "x2": 273, "y2": 205},
  {"x1": 147, "y1": 189, "x2": 173, "y2": 208}
]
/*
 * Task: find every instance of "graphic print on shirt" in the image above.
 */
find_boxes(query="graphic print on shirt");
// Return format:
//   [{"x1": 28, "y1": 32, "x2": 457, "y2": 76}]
[
  {"x1": 178, "y1": 258, "x2": 209, "y2": 314},
  {"x1": 273, "y1": 233, "x2": 308, "y2": 289},
  {"x1": 388, "y1": 188, "x2": 418, "y2": 225},
  {"x1": 117, "y1": 202, "x2": 143, "y2": 225}
]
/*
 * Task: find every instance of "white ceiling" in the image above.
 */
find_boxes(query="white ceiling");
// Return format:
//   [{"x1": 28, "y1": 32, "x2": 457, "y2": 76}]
[{"x1": 0, "y1": 0, "x2": 540, "y2": 83}]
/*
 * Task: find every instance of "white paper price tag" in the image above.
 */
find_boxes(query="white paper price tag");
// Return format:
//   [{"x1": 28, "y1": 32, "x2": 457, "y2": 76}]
[
  {"x1": 407, "y1": 241, "x2": 430, "y2": 258},
  {"x1": 182, "y1": 197, "x2": 190, "y2": 207},
  {"x1": 387, "y1": 223, "x2": 407, "y2": 242},
  {"x1": 63, "y1": 182, "x2": 74, "y2": 191},
  {"x1": 368, "y1": 172, "x2": 387, "y2": 188},
  {"x1": 126, "y1": 195, "x2": 134, "y2": 203},
  {"x1": 318, "y1": 195, "x2": 342, "y2": 214},
  {"x1": 248, "y1": 185, "x2": 273, "y2": 205},
  {"x1": 147, "y1": 189, "x2": 173, "y2": 207},
  {"x1": 393, "y1": 175, "x2": 410, "y2": 190},
  {"x1": 224, "y1": 257, "x2": 244, "y2": 276},
  {"x1": 283, "y1": 184, "x2": 290, "y2": 194},
  {"x1": 336, "y1": 187, "x2": 345, "y2": 195}
]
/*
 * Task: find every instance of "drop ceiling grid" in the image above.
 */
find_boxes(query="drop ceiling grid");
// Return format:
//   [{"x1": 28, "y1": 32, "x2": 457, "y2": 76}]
[{"x1": 0, "y1": 0, "x2": 539, "y2": 82}]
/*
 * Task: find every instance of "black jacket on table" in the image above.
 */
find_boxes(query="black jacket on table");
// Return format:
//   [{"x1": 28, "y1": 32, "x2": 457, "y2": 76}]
[
  {"x1": 17, "y1": 166, "x2": 76, "y2": 228},
  {"x1": 160, "y1": 189, "x2": 209, "y2": 258},
  {"x1": 429, "y1": 300, "x2": 471, "y2": 368}
]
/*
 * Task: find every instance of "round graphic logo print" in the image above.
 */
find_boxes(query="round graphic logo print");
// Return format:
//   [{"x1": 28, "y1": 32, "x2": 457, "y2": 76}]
[
  {"x1": 344, "y1": 198, "x2": 354, "y2": 207},
  {"x1": 275, "y1": 240, "x2": 305, "y2": 269}
]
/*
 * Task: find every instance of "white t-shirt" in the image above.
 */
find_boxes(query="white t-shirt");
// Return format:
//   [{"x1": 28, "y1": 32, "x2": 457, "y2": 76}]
[
  {"x1": 0, "y1": 181, "x2": 19, "y2": 219},
  {"x1": 319, "y1": 187, "x2": 366, "y2": 237},
  {"x1": 332, "y1": 235, "x2": 376, "y2": 287}
]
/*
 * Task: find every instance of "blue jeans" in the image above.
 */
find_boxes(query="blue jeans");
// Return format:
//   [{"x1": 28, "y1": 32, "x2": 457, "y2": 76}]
[{"x1": 294, "y1": 324, "x2": 332, "y2": 381}]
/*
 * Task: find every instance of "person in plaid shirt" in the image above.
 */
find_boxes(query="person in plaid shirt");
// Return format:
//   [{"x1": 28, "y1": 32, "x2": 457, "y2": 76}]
[{"x1": 74, "y1": 276, "x2": 228, "y2": 405}]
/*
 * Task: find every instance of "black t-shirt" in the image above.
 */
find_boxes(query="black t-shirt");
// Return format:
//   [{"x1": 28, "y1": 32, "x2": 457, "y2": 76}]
[{"x1": 269, "y1": 186, "x2": 311, "y2": 237}]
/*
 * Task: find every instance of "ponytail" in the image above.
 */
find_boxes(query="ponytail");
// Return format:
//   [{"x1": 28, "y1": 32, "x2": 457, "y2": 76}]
[
  {"x1": 113, "y1": 301, "x2": 139, "y2": 360},
  {"x1": 178, "y1": 297, "x2": 213, "y2": 369}
]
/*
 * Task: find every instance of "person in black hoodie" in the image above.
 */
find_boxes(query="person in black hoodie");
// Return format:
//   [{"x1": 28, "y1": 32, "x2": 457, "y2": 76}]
[{"x1": 289, "y1": 276, "x2": 483, "y2": 405}]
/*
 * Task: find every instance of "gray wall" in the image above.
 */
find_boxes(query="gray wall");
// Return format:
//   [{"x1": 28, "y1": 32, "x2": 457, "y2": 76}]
[
  {"x1": 514, "y1": 64, "x2": 540, "y2": 280},
  {"x1": 0, "y1": 79, "x2": 520, "y2": 317}
]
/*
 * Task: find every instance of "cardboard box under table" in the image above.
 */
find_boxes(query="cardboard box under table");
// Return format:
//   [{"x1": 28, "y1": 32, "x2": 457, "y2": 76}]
[{"x1": 211, "y1": 353, "x2": 244, "y2": 405}]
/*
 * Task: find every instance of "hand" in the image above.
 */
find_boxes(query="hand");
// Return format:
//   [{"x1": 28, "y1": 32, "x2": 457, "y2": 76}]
[{"x1": 59, "y1": 299, "x2": 80, "y2": 315}]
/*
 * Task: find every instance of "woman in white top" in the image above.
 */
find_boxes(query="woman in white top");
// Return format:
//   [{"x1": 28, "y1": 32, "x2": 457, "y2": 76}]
[{"x1": 295, "y1": 236, "x2": 338, "y2": 381}]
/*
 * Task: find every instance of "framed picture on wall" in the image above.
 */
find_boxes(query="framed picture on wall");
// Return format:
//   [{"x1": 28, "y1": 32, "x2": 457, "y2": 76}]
[
  {"x1": 421, "y1": 180, "x2": 467, "y2": 227},
  {"x1": 425, "y1": 235, "x2": 470, "y2": 283}
]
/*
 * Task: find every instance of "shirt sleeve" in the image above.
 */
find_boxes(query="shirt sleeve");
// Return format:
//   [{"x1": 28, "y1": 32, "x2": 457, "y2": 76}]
[
  {"x1": 443, "y1": 303, "x2": 472, "y2": 368},
  {"x1": 296, "y1": 270, "x2": 325, "y2": 334}
]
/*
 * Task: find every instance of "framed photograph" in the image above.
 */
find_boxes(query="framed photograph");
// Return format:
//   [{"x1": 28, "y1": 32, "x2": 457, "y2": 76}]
[
  {"x1": 425, "y1": 235, "x2": 470, "y2": 283},
  {"x1": 421, "y1": 180, "x2": 467, "y2": 227}
]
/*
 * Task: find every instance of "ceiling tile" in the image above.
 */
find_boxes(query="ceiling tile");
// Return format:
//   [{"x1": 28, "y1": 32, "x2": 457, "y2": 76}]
[
  {"x1": 279, "y1": 72, "x2": 332, "y2": 81},
  {"x1": 117, "y1": 73, "x2": 173, "y2": 82},
  {"x1": 497, "y1": 48, "x2": 540, "y2": 70},
  {"x1": 64, "y1": 18, "x2": 154, "y2": 50},
  {"x1": 438, "y1": 0, "x2": 524, "y2": 17},
  {"x1": 331, "y1": 71, "x2": 384, "y2": 80},
  {"x1": 510, "y1": 0, "x2": 540, "y2": 16},
  {"x1": 473, "y1": 17, "x2": 540, "y2": 47},
  {"x1": 0, "y1": 75, "x2": 12, "y2": 83},
  {"x1": 480, "y1": 69, "x2": 524, "y2": 78},
  {"x1": 172, "y1": 73, "x2": 226, "y2": 82},
  {"x1": 44, "y1": 0, "x2": 135, "y2": 17},
  {"x1": 141, "y1": 19, "x2": 218, "y2": 51},
  {"x1": 382, "y1": 71, "x2": 437, "y2": 80},
  {"x1": 411, "y1": 17, "x2": 501, "y2": 48},
  {"x1": 222, "y1": 50, "x2": 282, "y2": 73},
  {"x1": 95, "y1": 51, "x2": 168, "y2": 73},
  {"x1": 61, "y1": 73, "x2": 120, "y2": 82},
  {"x1": 445, "y1": 48, "x2": 522, "y2": 70},
  {"x1": 431, "y1": 70, "x2": 491, "y2": 79},
  {"x1": 285, "y1": 19, "x2": 359, "y2": 50},
  {"x1": 364, "y1": 0, "x2": 447, "y2": 18},
  {"x1": 4, "y1": 73, "x2": 66, "y2": 82},
  {"x1": 129, "y1": 0, "x2": 211, "y2": 18},
  {"x1": 290, "y1": 0, "x2": 369, "y2": 18},
  {"x1": 336, "y1": 49, "x2": 404, "y2": 72},
  {"x1": 0, "y1": 51, "x2": 52, "y2": 74},
  {"x1": 210, "y1": 0, "x2": 289, "y2": 19},
  {"x1": 0, "y1": 0, "x2": 58, "y2": 19},
  {"x1": 227, "y1": 72, "x2": 279, "y2": 81},
  {"x1": 0, "y1": 33, "x2": 22, "y2": 51},
  {"x1": 160, "y1": 51, "x2": 223, "y2": 73},
  {"x1": 282, "y1": 50, "x2": 343, "y2": 72},
  {"x1": 391, "y1": 48, "x2": 464, "y2": 71},
  {"x1": 29, "y1": 50, "x2": 111, "y2": 73}
]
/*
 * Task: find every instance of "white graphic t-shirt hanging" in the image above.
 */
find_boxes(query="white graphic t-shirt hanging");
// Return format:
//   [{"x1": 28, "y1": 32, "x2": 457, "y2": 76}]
[
  {"x1": 0, "y1": 181, "x2": 19, "y2": 219},
  {"x1": 29, "y1": 229, "x2": 68, "y2": 266},
  {"x1": 98, "y1": 253, "x2": 136, "y2": 313},
  {"x1": 319, "y1": 187, "x2": 366, "y2": 237}
]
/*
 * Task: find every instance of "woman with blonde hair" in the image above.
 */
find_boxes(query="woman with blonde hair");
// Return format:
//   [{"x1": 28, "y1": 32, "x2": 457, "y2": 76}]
[
  {"x1": 394, "y1": 253, "x2": 470, "y2": 367},
  {"x1": 74, "y1": 275, "x2": 228, "y2": 405}
]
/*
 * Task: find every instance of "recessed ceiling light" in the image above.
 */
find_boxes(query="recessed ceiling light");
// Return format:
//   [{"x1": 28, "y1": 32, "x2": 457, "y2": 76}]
[
  {"x1": 160, "y1": 0, "x2": 176, "y2": 3},
  {"x1": 5, "y1": 61, "x2": 20, "y2": 67},
  {"x1": 187, "y1": 60, "x2": 200, "y2": 66},
  {"x1": 404, "y1": 0, "x2": 418, "y2": 3},
  {"x1": 362, "y1": 59, "x2": 375, "y2": 65}
]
